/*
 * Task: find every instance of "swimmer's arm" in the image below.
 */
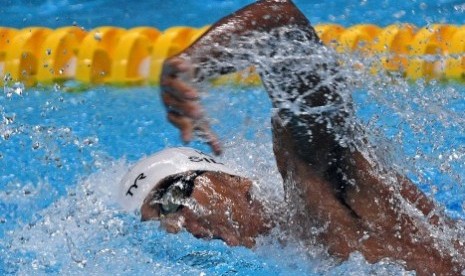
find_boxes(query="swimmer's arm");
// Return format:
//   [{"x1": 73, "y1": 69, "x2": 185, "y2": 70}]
[
  {"x1": 340, "y1": 151, "x2": 463, "y2": 274},
  {"x1": 160, "y1": 0, "x2": 316, "y2": 154},
  {"x1": 180, "y1": 0, "x2": 315, "y2": 79}
]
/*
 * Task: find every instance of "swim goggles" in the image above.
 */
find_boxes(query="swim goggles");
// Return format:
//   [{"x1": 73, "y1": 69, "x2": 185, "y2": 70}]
[{"x1": 148, "y1": 171, "x2": 206, "y2": 215}]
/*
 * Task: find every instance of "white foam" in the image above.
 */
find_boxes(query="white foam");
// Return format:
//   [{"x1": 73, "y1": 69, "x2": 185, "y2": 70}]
[{"x1": 1, "y1": 146, "x2": 415, "y2": 275}]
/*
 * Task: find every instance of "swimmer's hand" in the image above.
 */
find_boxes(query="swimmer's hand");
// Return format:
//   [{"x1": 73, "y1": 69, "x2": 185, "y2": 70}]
[{"x1": 161, "y1": 57, "x2": 222, "y2": 155}]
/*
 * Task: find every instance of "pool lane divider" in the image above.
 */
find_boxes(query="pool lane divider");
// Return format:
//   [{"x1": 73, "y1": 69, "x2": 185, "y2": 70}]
[{"x1": 1, "y1": 24, "x2": 465, "y2": 87}]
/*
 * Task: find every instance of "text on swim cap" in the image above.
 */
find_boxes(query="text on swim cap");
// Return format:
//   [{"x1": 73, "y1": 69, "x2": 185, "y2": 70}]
[
  {"x1": 188, "y1": 150, "x2": 224, "y2": 165},
  {"x1": 126, "y1": 173, "x2": 147, "y2": 196}
]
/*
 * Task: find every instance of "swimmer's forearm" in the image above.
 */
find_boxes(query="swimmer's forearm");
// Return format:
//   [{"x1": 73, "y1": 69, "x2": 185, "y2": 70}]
[
  {"x1": 186, "y1": 0, "x2": 311, "y2": 48},
  {"x1": 180, "y1": 0, "x2": 315, "y2": 78}
]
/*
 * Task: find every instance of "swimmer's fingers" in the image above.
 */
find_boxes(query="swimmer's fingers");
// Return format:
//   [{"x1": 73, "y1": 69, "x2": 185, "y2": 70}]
[
  {"x1": 168, "y1": 113, "x2": 222, "y2": 155},
  {"x1": 163, "y1": 90, "x2": 222, "y2": 154},
  {"x1": 164, "y1": 90, "x2": 212, "y2": 149},
  {"x1": 161, "y1": 57, "x2": 198, "y2": 99},
  {"x1": 167, "y1": 112, "x2": 195, "y2": 142},
  {"x1": 161, "y1": 56, "x2": 222, "y2": 155},
  {"x1": 194, "y1": 121, "x2": 222, "y2": 155},
  {"x1": 161, "y1": 75, "x2": 199, "y2": 101},
  {"x1": 161, "y1": 64, "x2": 202, "y2": 143},
  {"x1": 162, "y1": 91, "x2": 203, "y2": 119}
]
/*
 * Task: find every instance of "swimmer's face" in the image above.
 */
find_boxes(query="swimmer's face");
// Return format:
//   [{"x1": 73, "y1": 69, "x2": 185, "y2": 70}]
[{"x1": 140, "y1": 171, "x2": 271, "y2": 248}]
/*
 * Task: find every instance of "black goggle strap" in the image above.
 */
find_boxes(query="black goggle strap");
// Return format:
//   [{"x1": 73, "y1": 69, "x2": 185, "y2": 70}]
[{"x1": 149, "y1": 170, "x2": 206, "y2": 215}]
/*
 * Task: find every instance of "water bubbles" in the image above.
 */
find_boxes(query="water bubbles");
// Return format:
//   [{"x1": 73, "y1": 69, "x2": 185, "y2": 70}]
[
  {"x1": 3, "y1": 81, "x2": 24, "y2": 98},
  {"x1": 454, "y1": 4, "x2": 465, "y2": 12},
  {"x1": 262, "y1": 14, "x2": 271, "y2": 20},
  {"x1": 83, "y1": 137, "x2": 97, "y2": 147},
  {"x1": 2, "y1": 131, "x2": 10, "y2": 140},
  {"x1": 32, "y1": 142, "x2": 40, "y2": 150},
  {"x1": 94, "y1": 32, "x2": 102, "y2": 41},
  {"x1": 393, "y1": 10, "x2": 406, "y2": 19},
  {"x1": 3, "y1": 113, "x2": 15, "y2": 125},
  {"x1": 3, "y1": 73, "x2": 12, "y2": 83}
]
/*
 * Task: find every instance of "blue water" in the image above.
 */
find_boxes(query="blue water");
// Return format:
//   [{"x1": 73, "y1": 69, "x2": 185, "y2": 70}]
[
  {"x1": 2, "y1": 0, "x2": 465, "y2": 30},
  {"x1": 1, "y1": 0, "x2": 465, "y2": 275},
  {"x1": 0, "y1": 87, "x2": 272, "y2": 234}
]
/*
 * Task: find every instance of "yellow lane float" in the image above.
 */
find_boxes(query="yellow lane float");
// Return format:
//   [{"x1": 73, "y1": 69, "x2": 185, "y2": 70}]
[
  {"x1": 75, "y1": 26, "x2": 126, "y2": 84},
  {"x1": 371, "y1": 24, "x2": 416, "y2": 72},
  {"x1": 0, "y1": 28, "x2": 19, "y2": 79},
  {"x1": 37, "y1": 26, "x2": 86, "y2": 84},
  {"x1": 1, "y1": 24, "x2": 465, "y2": 87},
  {"x1": 406, "y1": 24, "x2": 458, "y2": 80},
  {"x1": 148, "y1": 26, "x2": 202, "y2": 85},
  {"x1": 336, "y1": 24, "x2": 382, "y2": 53},
  {"x1": 445, "y1": 26, "x2": 465, "y2": 81},
  {"x1": 4, "y1": 27, "x2": 52, "y2": 86},
  {"x1": 110, "y1": 27, "x2": 161, "y2": 85}
]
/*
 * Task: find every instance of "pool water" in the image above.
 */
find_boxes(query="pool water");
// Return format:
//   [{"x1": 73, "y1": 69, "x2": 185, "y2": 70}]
[
  {"x1": 2, "y1": 0, "x2": 465, "y2": 30},
  {"x1": 1, "y1": 0, "x2": 465, "y2": 275}
]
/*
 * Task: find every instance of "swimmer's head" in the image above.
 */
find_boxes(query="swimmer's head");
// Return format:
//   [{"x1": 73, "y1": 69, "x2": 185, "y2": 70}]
[
  {"x1": 119, "y1": 147, "x2": 270, "y2": 247},
  {"x1": 118, "y1": 147, "x2": 237, "y2": 212}
]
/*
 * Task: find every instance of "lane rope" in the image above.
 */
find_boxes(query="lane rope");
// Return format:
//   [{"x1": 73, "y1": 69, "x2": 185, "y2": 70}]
[{"x1": 1, "y1": 24, "x2": 465, "y2": 87}]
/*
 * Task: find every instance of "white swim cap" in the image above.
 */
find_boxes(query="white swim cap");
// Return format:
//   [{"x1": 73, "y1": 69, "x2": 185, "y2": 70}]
[{"x1": 119, "y1": 147, "x2": 237, "y2": 212}]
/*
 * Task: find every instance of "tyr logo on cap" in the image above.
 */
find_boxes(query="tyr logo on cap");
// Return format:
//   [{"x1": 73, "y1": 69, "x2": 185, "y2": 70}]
[{"x1": 126, "y1": 173, "x2": 147, "y2": 196}]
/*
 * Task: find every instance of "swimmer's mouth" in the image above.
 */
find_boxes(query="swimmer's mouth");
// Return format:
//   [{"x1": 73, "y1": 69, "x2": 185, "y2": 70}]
[{"x1": 149, "y1": 171, "x2": 205, "y2": 216}]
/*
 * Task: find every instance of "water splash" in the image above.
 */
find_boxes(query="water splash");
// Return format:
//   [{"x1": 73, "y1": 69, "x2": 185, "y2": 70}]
[
  {"x1": 188, "y1": 25, "x2": 465, "y2": 270},
  {"x1": 1, "y1": 146, "x2": 415, "y2": 275},
  {"x1": 1, "y1": 28, "x2": 465, "y2": 275}
]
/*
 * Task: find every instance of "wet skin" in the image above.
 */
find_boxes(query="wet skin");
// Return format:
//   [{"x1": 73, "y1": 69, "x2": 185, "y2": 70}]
[
  {"x1": 154, "y1": 0, "x2": 465, "y2": 274},
  {"x1": 141, "y1": 171, "x2": 271, "y2": 248}
]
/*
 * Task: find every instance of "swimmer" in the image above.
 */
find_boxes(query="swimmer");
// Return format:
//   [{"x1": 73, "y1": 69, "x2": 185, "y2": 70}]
[
  {"x1": 132, "y1": 0, "x2": 464, "y2": 274},
  {"x1": 119, "y1": 147, "x2": 271, "y2": 248}
]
